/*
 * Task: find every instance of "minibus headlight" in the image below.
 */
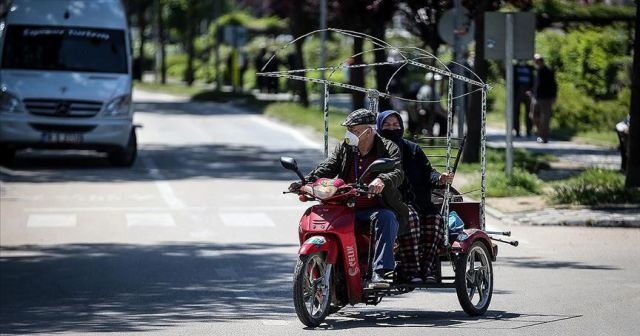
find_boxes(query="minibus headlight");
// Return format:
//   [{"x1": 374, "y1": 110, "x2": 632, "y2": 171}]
[
  {"x1": 0, "y1": 89, "x2": 26, "y2": 113},
  {"x1": 104, "y1": 95, "x2": 131, "y2": 117}
]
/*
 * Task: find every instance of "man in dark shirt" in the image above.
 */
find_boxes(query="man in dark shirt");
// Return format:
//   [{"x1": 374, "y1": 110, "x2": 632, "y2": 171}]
[
  {"x1": 530, "y1": 53, "x2": 558, "y2": 143},
  {"x1": 291, "y1": 108, "x2": 408, "y2": 288}
]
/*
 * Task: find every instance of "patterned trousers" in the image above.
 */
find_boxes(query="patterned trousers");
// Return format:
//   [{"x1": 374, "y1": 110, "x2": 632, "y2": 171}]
[{"x1": 395, "y1": 204, "x2": 445, "y2": 278}]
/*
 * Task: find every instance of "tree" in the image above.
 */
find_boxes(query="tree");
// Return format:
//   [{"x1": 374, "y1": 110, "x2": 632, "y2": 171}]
[
  {"x1": 626, "y1": 0, "x2": 639, "y2": 187},
  {"x1": 331, "y1": 0, "x2": 397, "y2": 110},
  {"x1": 126, "y1": 0, "x2": 152, "y2": 81}
]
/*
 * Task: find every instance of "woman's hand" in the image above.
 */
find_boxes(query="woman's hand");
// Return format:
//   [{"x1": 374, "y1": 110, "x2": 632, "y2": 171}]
[{"x1": 439, "y1": 172, "x2": 454, "y2": 185}]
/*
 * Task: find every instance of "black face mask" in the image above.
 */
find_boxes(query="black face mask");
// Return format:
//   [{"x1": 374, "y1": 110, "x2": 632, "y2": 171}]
[{"x1": 379, "y1": 129, "x2": 404, "y2": 143}]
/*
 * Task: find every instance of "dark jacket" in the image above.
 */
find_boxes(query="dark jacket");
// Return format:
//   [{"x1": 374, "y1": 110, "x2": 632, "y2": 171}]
[
  {"x1": 306, "y1": 134, "x2": 410, "y2": 234},
  {"x1": 377, "y1": 110, "x2": 441, "y2": 215},
  {"x1": 533, "y1": 65, "x2": 557, "y2": 99}
]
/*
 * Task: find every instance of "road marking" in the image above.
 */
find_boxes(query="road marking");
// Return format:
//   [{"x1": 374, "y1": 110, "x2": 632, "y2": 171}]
[
  {"x1": 141, "y1": 154, "x2": 186, "y2": 210},
  {"x1": 219, "y1": 212, "x2": 275, "y2": 227},
  {"x1": 27, "y1": 214, "x2": 77, "y2": 228},
  {"x1": 24, "y1": 206, "x2": 206, "y2": 213},
  {"x1": 126, "y1": 213, "x2": 175, "y2": 227},
  {"x1": 250, "y1": 116, "x2": 322, "y2": 149}
]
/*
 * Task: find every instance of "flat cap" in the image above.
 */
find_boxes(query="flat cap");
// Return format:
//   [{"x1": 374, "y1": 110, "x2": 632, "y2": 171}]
[{"x1": 341, "y1": 108, "x2": 376, "y2": 126}]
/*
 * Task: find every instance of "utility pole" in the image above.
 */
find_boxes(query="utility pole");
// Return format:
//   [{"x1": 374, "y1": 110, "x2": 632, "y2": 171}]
[
  {"x1": 453, "y1": 0, "x2": 465, "y2": 138},
  {"x1": 505, "y1": 13, "x2": 514, "y2": 177}
]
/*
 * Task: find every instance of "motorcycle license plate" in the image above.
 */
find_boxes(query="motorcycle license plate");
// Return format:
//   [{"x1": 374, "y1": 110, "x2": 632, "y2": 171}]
[{"x1": 41, "y1": 132, "x2": 83, "y2": 144}]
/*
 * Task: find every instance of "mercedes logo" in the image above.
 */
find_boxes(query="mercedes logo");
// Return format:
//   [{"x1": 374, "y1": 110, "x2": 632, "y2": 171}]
[{"x1": 55, "y1": 101, "x2": 71, "y2": 115}]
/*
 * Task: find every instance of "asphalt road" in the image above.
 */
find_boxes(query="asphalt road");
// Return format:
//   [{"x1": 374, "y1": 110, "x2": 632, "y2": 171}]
[{"x1": 1, "y1": 91, "x2": 639, "y2": 335}]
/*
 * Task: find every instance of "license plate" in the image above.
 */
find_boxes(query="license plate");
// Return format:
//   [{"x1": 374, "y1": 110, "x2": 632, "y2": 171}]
[{"x1": 41, "y1": 132, "x2": 83, "y2": 144}]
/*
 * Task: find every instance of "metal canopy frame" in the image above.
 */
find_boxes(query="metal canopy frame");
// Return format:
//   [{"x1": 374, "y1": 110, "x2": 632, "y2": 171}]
[{"x1": 257, "y1": 28, "x2": 490, "y2": 238}]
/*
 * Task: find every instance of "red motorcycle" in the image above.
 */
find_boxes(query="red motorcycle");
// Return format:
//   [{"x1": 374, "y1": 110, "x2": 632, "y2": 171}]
[{"x1": 281, "y1": 156, "x2": 518, "y2": 328}]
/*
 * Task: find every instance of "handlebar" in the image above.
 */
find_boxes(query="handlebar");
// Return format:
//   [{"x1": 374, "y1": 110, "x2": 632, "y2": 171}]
[{"x1": 282, "y1": 183, "x2": 374, "y2": 202}]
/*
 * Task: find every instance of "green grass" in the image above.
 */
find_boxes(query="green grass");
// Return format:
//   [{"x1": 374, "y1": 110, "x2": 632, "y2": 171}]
[
  {"x1": 264, "y1": 102, "x2": 349, "y2": 140},
  {"x1": 549, "y1": 168, "x2": 640, "y2": 205}
]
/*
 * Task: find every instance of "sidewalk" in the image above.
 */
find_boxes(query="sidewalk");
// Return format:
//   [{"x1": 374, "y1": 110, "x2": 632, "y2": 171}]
[{"x1": 483, "y1": 126, "x2": 639, "y2": 228}]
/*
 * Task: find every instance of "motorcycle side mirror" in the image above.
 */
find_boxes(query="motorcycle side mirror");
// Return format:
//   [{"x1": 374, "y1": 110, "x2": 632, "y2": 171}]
[
  {"x1": 280, "y1": 156, "x2": 306, "y2": 183},
  {"x1": 358, "y1": 158, "x2": 396, "y2": 184}
]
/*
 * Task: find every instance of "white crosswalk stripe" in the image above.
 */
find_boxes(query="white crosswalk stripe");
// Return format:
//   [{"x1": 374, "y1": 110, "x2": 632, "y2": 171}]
[
  {"x1": 27, "y1": 214, "x2": 77, "y2": 228},
  {"x1": 126, "y1": 213, "x2": 176, "y2": 227}
]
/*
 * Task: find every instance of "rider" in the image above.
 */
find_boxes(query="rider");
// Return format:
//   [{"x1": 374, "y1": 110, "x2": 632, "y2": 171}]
[
  {"x1": 290, "y1": 108, "x2": 409, "y2": 289},
  {"x1": 376, "y1": 110, "x2": 454, "y2": 283}
]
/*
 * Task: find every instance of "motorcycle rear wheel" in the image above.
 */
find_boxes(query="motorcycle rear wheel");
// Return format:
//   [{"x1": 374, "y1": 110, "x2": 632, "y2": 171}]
[
  {"x1": 455, "y1": 241, "x2": 493, "y2": 316},
  {"x1": 293, "y1": 253, "x2": 332, "y2": 327}
]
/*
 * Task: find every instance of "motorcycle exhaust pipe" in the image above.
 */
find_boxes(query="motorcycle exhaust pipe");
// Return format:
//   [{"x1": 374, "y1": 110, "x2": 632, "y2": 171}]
[{"x1": 489, "y1": 235, "x2": 519, "y2": 247}]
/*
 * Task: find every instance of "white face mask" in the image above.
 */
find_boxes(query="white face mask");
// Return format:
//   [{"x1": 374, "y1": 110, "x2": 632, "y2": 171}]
[{"x1": 344, "y1": 128, "x2": 369, "y2": 147}]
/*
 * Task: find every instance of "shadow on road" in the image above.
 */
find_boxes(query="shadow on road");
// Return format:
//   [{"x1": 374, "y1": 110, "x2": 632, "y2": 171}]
[
  {"x1": 498, "y1": 256, "x2": 620, "y2": 270},
  {"x1": 320, "y1": 310, "x2": 581, "y2": 330},
  {"x1": 134, "y1": 101, "x2": 261, "y2": 116},
  {"x1": 0, "y1": 143, "x2": 323, "y2": 183},
  {"x1": 0, "y1": 242, "x2": 298, "y2": 334}
]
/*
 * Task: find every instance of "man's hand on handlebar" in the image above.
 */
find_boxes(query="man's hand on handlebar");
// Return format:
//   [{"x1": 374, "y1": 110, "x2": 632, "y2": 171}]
[
  {"x1": 367, "y1": 178, "x2": 385, "y2": 197},
  {"x1": 289, "y1": 181, "x2": 302, "y2": 192}
]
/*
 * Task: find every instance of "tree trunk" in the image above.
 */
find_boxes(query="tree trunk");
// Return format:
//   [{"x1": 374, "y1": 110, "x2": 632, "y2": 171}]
[
  {"x1": 294, "y1": 39, "x2": 309, "y2": 107},
  {"x1": 463, "y1": 0, "x2": 488, "y2": 163},
  {"x1": 184, "y1": 3, "x2": 195, "y2": 86},
  {"x1": 135, "y1": 6, "x2": 146, "y2": 81},
  {"x1": 351, "y1": 37, "x2": 365, "y2": 111},
  {"x1": 370, "y1": 25, "x2": 391, "y2": 111},
  {"x1": 155, "y1": 0, "x2": 166, "y2": 84},
  {"x1": 288, "y1": 1, "x2": 308, "y2": 106},
  {"x1": 626, "y1": 1, "x2": 639, "y2": 187}
]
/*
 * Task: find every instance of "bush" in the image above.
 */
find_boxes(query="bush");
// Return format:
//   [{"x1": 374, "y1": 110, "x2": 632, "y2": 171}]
[
  {"x1": 459, "y1": 167, "x2": 545, "y2": 198},
  {"x1": 550, "y1": 169, "x2": 640, "y2": 205},
  {"x1": 485, "y1": 168, "x2": 544, "y2": 197}
]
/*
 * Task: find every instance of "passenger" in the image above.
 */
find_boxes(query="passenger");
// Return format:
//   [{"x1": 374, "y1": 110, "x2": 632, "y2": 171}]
[{"x1": 376, "y1": 110, "x2": 454, "y2": 283}]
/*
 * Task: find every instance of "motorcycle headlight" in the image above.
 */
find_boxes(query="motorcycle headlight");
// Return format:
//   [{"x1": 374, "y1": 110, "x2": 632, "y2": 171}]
[
  {"x1": 103, "y1": 95, "x2": 131, "y2": 117},
  {"x1": 0, "y1": 89, "x2": 26, "y2": 114}
]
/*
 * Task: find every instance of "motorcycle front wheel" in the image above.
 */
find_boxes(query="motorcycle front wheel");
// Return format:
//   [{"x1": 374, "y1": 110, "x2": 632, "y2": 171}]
[{"x1": 293, "y1": 253, "x2": 332, "y2": 327}]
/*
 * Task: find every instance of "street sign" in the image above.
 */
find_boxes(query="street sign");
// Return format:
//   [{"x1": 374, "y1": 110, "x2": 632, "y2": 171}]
[
  {"x1": 485, "y1": 12, "x2": 535, "y2": 60},
  {"x1": 223, "y1": 25, "x2": 247, "y2": 48},
  {"x1": 438, "y1": 8, "x2": 475, "y2": 46}
]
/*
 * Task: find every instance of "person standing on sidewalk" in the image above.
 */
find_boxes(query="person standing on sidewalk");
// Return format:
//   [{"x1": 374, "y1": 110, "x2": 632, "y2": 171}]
[
  {"x1": 529, "y1": 53, "x2": 558, "y2": 143},
  {"x1": 513, "y1": 60, "x2": 535, "y2": 137}
]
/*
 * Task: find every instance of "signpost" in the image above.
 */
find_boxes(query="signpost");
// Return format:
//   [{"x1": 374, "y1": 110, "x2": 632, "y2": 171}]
[
  {"x1": 224, "y1": 25, "x2": 247, "y2": 91},
  {"x1": 485, "y1": 12, "x2": 535, "y2": 176}
]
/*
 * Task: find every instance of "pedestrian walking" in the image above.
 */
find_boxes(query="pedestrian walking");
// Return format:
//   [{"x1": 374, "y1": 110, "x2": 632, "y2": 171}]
[
  {"x1": 529, "y1": 53, "x2": 557, "y2": 143},
  {"x1": 513, "y1": 60, "x2": 534, "y2": 137}
]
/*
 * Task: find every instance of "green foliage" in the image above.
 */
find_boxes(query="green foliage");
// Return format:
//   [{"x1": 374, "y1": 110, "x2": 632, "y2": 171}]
[
  {"x1": 215, "y1": 11, "x2": 287, "y2": 32},
  {"x1": 485, "y1": 168, "x2": 544, "y2": 197},
  {"x1": 550, "y1": 169, "x2": 640, "y2": 205},
  {"x1": 537, "y1": 27, "x2": 631, "y2": 99},
  {"x1": 534, "y1": 0, "x2": 636, "y2": 20},
  {"x1": 455, "y1": 148, "x2": 553, "y2": 175}
]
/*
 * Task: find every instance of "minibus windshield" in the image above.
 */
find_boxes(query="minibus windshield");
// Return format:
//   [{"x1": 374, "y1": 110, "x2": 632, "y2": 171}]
[{"x1": 2, "y1": 25, "x2": 127, "y2": 73}]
